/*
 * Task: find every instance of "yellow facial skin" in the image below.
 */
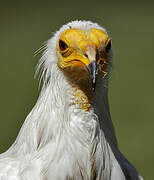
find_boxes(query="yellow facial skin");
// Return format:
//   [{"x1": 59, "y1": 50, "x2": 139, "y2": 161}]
[
  {"x1": 56, "y1": 28, "x2": 111, "y2": 70},
  {"x1": 56, "y1": 28, "x2": 111, "y2": 111}
]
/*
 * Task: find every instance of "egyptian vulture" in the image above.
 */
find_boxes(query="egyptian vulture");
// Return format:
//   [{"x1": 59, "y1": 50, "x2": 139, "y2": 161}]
[{"x1": 0, "y1": 20, "x2": 143, "y2": 180}]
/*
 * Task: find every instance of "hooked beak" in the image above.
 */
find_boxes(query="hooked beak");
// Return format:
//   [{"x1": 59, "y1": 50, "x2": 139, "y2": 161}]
[{"x1": 87, "y1": 61, "x2": 98, "y2": 90}]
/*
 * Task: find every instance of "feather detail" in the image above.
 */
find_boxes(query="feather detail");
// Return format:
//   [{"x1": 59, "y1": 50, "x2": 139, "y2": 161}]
[{"x1": 0, "y1": 20, "x2": 143, "y2": 180}]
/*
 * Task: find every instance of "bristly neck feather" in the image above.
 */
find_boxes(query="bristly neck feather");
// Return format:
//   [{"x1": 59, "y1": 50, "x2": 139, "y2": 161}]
[
  {"x1": 0, "y1": 32, "x2": 115, "y2": 179},
  {"x1": 2, "y1": 62, "x2": 98, "y2": 159}
]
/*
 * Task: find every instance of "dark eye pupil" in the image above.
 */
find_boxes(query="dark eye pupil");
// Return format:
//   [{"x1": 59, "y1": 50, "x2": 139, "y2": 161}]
[
  {"x1": 106, "y1": 40, "x2": 112, "y2": 52},
  {"x1": 59, "y1": 40, "x2": 68, "y2": 51}
]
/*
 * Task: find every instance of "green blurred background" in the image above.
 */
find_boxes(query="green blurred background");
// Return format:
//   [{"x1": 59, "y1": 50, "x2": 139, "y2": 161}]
[{"x1": 0, "y1": 0, "x2": 153, "y2": 179}]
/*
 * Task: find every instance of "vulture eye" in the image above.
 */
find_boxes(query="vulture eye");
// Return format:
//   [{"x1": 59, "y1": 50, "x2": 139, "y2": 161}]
[
  {"x1": 59, "y1": 40, "x2": 68, "y2": 51},
  {"x1": 105, "y1": 40, "x2": 112, "y2": 52}
]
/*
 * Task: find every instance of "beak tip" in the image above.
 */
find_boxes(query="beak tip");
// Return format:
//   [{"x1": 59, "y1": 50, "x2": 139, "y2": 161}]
[
  {"x1": 92, "y1": 84, "x2": 96, "y2": 91},
  {"x1": 87, "y1": 61, "x2": 98, "y2": 90}
]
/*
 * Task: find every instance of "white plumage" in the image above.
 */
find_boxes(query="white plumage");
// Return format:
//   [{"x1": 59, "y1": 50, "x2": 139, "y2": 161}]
[{"x1": 0, "y1": 21, "x2": 143, "y2": 180}]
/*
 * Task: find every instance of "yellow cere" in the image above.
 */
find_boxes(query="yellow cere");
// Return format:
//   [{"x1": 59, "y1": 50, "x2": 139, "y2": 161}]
[{"x1": 56, "y1": 28, "x2": 110, "y2": 69}]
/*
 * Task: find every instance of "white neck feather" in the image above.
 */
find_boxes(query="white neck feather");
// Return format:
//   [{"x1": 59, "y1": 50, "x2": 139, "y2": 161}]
[
  {"x1": 4, "y1": 62, "x2": 98, "y2": 158},
  {"x1": 0, "y1": 21, "x2": 141, "y2": 180},
  {"x1": 2, "y1": 62, "x2": 102, "y2": 178}
]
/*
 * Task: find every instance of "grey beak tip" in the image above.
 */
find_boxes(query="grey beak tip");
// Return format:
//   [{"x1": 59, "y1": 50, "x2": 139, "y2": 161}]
[{"x1": 87, "y1": 61, "x2": 98, "y2": 90}]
